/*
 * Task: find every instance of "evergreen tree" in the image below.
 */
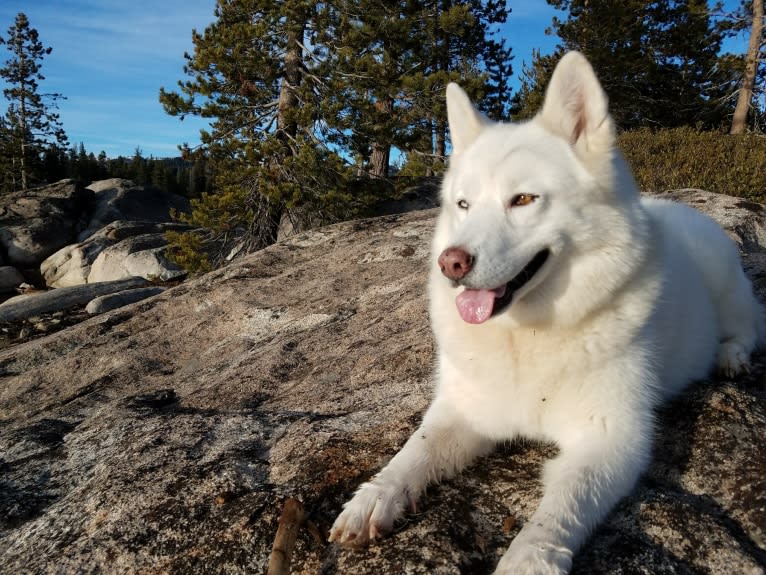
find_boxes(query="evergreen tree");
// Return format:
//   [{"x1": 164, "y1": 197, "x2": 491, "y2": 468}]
[
  {"x1": 405, "y1": 1, "x2": 512, "y2": 174},
  {"x1": 325, "y1": 0, "x2": 512, "y2": 178},
  {"x1": 0, "y1": 12, "x2": 67, "y2": 191},
  {"x1": 322, "y1": 1, "x2": 418, "y2": 178},
  {"x1": 513, "y1": 1, "x2": 727, "y2": 129},
  {"x1": 96, "y1": 150, "x2": 109, "y2": 180},
  {"x1": 41, "y1": 143, "x2": 67, "y2": 182},
  {"x1": 160, "y1": 1, "x2": 515, "y2": 269},
  {"x1": 131, "y1": 147, "x2": 148, "y2": 185},
  {"x1": 160, "y1": 0, "x2": 353, "y2": 268},
  {"x1": 510, "y1": 48, "x2": 558, "y2": 121},
  {"x1": 0, "y1": 114, "x2": 14, "y2": 191}
]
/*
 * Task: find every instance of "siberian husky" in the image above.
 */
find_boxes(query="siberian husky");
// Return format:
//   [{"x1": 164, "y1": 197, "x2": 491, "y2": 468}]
[{"x1": 329, "y1": 51, "x2": 761, "y2": 574}]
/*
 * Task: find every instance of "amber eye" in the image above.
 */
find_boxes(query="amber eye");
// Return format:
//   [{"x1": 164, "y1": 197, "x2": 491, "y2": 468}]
[
  {"x1": 457, "y1": 199, "x2": 469, "y2": 210},
  {"x1": 510, "y1": 194, "x2": 537, "y2": 207}
]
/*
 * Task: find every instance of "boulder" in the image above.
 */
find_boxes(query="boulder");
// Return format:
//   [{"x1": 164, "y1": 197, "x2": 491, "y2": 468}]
[
  {"x1": 0, "y1": 179, "x2": 94, "y2": 268},
  {"x1": 86, "y1": 233, "x2": 186, "y2": 284},
  {"x1": 0, "y1": 276, "x2": 148, "y2": 322},
  {"x1": 0, "y1": 193, "x2": 764, "y2": 574},
  {"x1": 0, "y1": 266, "x2": 24, "y2": 293},
  {"x1": 41, "y1": 221, "x2": 192, "y2": 288},
  {"x1": 78, "y1": 178, "x2": 190, "y2": 241},
  {"x1": 85, "y1": 286, "x2": 166, "y2": 315}
]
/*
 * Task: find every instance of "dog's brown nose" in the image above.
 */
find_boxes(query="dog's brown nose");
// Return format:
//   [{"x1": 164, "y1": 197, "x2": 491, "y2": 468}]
[{"x1": 438, "y1": 247, "x2": 474, "y2": 280}]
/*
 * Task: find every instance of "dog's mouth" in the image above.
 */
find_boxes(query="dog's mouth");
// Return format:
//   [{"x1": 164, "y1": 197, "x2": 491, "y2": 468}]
[{"x1": 455, "y1": 249, "x2": 550, "y2": 324}]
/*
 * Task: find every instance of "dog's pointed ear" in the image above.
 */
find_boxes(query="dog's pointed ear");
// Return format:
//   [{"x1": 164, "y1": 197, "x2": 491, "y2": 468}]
[
  {"x1": 537, "y1": 51, "x2": 615, "y2": 162},
  {"x1": 447, "y1": 83, "x2": 489, "y2": 154}
]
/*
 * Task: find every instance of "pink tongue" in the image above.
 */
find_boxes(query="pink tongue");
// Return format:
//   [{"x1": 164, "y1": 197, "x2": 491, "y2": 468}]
[{"x1": 455, "y1": 286, "x2": 507, "y2": 324}]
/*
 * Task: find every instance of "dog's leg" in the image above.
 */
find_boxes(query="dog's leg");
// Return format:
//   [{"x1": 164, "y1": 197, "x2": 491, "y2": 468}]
[
  {"x1": 495, "y1": 415, "x2": 652, "y2": 575},
  {"x1": 716, "y1": 267, "x2": 761, "y2": 377},
  {"x1": 329, "y1": 398, "x2": 493, "y2": 546}
]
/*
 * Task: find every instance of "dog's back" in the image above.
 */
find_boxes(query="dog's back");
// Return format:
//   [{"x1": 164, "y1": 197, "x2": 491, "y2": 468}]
[{"x1": 643, "y1": 196, "x2": 762, "y2": 384}]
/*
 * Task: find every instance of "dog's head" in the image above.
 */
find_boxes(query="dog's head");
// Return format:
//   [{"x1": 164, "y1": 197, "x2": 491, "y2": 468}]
[{"x1": 433, "y1": 51, "x2": 649, "y2": 327}]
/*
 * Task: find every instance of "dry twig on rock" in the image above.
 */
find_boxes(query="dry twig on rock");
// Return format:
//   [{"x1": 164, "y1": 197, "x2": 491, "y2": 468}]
[{"x1": 267, "y1": 497, "x2": 307, "y2": 575}]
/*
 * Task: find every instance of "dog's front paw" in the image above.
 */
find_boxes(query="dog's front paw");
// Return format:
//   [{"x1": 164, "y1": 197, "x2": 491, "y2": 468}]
[
  {"x1": 717, "y1": 340, "x2": 751, "y2": 378},
  {"x1": 494, "y1": 532, "x2": 573, "y2": 575},
  {"x1": 328, "y1": 480, "x2": 412, "y2": 547}
]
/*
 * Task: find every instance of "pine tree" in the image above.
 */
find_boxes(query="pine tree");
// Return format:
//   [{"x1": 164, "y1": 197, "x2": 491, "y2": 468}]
[
  {"x1": 161, "y1": 0, "x2": 515, "y2": 270},
  {"x1": 0, "y1": 12, "x2": 67, "y2": 191},
  {"x1": 510, "y1": 48, "x2": 559, "y2": 121},
  {"x1": 97, "y1": 150, "x2": 109, "y2": 179},
  {"x1": 325, "y1": 0, "x2": 512, "y2": 178},
  {"x1": 130, "y1": 147, "x2": 148, "y2": 185},
  {"x1": 346, "y1": 2, "x2": 413, "y2": 178},
  {"x1": 513, "y1": 0, "x2": 728, "y2": 129},
  {"x1": 417, "y1": 0, "x2": 512, "y2": 167},
  {"x1": 160, "y1": 0, "x2": 353, "y2": 269},
  {"x1": 0, "y1": 114, "x2": 14, "y2": 191}
]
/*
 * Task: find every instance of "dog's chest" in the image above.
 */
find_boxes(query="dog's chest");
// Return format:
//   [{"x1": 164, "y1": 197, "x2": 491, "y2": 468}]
[{"x1": 437, "y1": 326, "x2": 602, "y2": 440}]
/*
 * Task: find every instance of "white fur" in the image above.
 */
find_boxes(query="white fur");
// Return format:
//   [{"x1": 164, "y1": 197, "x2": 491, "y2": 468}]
[{"x1": 329, "y1": 51, "x2": 762, "y2": 574}]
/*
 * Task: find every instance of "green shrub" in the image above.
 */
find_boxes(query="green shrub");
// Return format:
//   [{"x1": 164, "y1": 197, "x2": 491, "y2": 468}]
[
  {"x1": 618, "y1": 127, "x2": 766, "y2": 203},
  {"x1": 165, "y1": 229, "x2": 212, "y2": 275}
]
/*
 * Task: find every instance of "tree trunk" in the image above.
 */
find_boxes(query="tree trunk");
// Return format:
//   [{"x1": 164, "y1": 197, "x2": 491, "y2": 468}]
[
  {"x1": 435, "y1": 119, "x2": 446, "y2": 159},
  {"x1": 730, "y1": 0, "x2": 764, "y2": 134},
  {"x1": 434, "y1": 0, "x2": 450, "y2": 170},
  {"x1": 267, "y1": 19, "x2": 306, "y2": 245},
  {"x1": 18, "y1": 51, "x2": 28, "y2": 190},
  {"x1": 19, "y1": 134, "x2": 27, "y2": 190},
  {"x1": 277, "y1": 25, "x2": 303, "y2": 142},
  {"x1": 369, "y1": 97, "x2": 393, "y2": 178},
  {"x1": 369, "y1": 142, "x2": 390, "y2": 179}
]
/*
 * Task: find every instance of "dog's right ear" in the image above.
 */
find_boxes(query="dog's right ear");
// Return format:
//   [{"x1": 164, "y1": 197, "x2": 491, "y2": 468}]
[{"x1": 447, "y1": 83, "x2": 489, "y2": 154}]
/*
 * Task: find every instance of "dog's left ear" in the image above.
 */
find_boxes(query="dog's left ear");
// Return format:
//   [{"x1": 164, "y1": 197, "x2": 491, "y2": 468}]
[{"x1": 537, "y1": 51, "x2": 615, "y2": 163}]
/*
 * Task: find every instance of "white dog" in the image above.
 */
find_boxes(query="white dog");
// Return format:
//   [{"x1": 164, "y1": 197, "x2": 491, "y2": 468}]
[{"x1": 329, "y1": 51, "x2": 761, "y2": 574}]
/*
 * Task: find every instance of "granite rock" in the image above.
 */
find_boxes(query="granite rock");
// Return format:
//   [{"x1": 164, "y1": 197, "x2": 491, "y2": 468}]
[
  {"x1": 86, "y1": 232, "x2": 186, "y2": 284},
  {"x1": 42, "y1": 221, "x2": 191, "y2": 288},
  {"x1": 0, "y1": 266, "x2": 24, "y2": 293},
  {"x1": 0, "y1": 194, "x2": 764, "y2": 574},
  {"x1": 0, "y1": 179, "x2": 93, "y2": 268},
  {"x1": 78, "y1": 178, "x2": 190, "y2": 242},
  {"x1": 0, "y1": 277, "x2": 148, "y2": 322},
  {"x1": 85, "y1": 286, "x2": 167, "y2": 315}
]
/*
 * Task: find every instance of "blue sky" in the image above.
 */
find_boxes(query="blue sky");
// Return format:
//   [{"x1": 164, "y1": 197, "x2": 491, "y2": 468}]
[{"x1": 0, "y1": 1, "x2": 748, "y2": 159}]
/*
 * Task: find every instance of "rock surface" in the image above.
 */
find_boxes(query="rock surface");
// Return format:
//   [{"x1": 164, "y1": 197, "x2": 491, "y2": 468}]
[
  {"x1": 0, "y1": 179, "x2": 93, "y2": 268},
  {"x1": 87, "y1": 232, "x2": 186, "y2": 284},
  {"x1": 0, "y1": 192, "x2": 764, "y2": 575},
  {"x1": 42, "y1": 221, "x2": 191, "y2": 288},
  {"x1": 0, "y1": 266, "x2": 24, "y2": 293},
  {"x1": 0, "y1": 178, "x2": 190, "y2": 290},
  {"x1": 0, "y1": 277, "x2": 148, "y2": 322},
  {"x1": 275, "y1": 177, "x2": 440, "y2": 242},
  {"x1": 78, "y1": 178, "x2": 190, "y2": 241},
  {"x1": 85, "y1": 286, "x2": 166, "y2": 315},
  {"x1": 0, "y1": 307, "x2": 90, "y2": 350}
]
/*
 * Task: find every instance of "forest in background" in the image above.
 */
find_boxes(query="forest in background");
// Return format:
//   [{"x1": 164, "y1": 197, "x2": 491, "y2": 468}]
[{"x1": 0, "y1": 0, "x2": 764, "y2": 271}]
